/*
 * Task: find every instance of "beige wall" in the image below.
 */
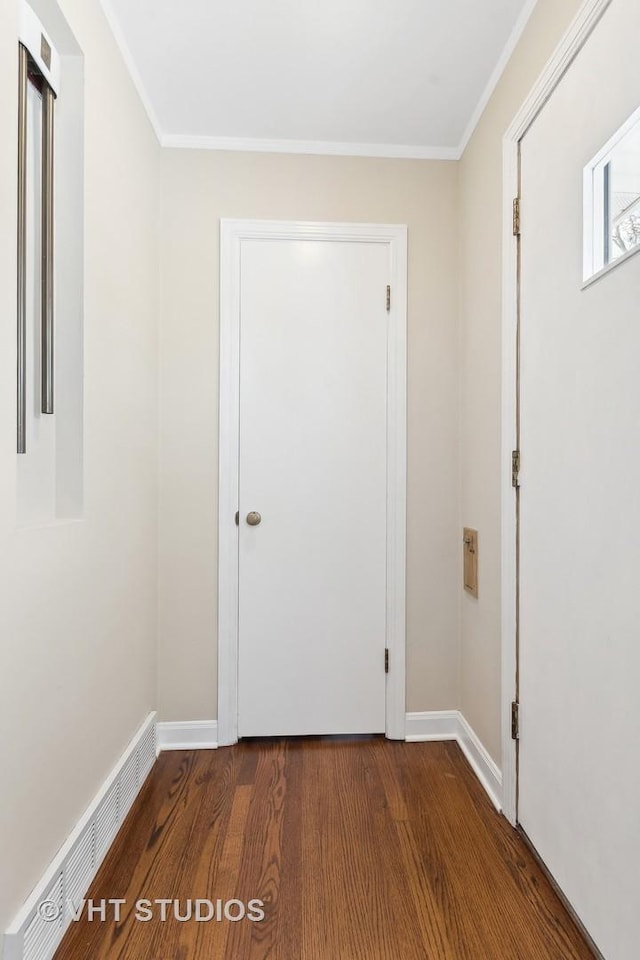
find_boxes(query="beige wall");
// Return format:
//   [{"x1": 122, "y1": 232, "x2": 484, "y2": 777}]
[
  {"x1": 158, "y1": 0, "x2": 585, "y2": 740},
  {"x1": 458, "y1": 0, "x2": 584, "y2": 763},
  {"x1": 158, "y1": 151, "x2": 460, "y2": 720},
  {"x1": 0, "y1": 0, "x2": 593, "y2": 930},
  {"x1": 0, "y1": 0, "x2": 159, "y2": 931}
]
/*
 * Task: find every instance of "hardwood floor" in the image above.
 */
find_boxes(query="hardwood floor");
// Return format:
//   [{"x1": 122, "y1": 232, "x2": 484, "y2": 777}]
[{"x1": 53, "y1": 738, "x2": 594, "y2": 960}]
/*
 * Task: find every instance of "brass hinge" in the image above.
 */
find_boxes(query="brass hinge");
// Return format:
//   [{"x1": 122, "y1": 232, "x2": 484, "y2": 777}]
[
  {"x1": 386, "y1": 284, "x2": 391, "y2": 312},
  {"x1": 513, "y1": 197, "x2": 521, "y2": 237},
  {"x1": 511, "y1": 701, "x2": 520, "y2": 740},
  {"x1": 384, "y1": 648, "x2": 389, "y2": 674},
  {"x1": 511, "y1": 449, "x2": 520, "y2": 488}
]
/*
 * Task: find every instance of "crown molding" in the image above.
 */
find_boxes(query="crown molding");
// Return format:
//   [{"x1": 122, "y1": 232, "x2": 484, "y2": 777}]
[
  {"x1": 101, "y1": 0, "x2": 541, "y2": 162},
  {"x1": 160, "y1": 134, "x2": 459, "y2": 161}
]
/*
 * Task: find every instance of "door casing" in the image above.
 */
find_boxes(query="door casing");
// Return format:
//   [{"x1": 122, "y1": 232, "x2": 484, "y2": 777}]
[{"x1": 217, "y1": 219, "x2": 408, "y2": 746}]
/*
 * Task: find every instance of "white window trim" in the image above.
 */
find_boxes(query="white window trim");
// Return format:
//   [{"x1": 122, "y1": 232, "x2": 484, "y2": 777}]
[
  {"x1": 583, "y1": 102, "x2": 640, "y2": 285},
  {"x1": 19, "y1": 1, "x2": 61, "y2": 94}
]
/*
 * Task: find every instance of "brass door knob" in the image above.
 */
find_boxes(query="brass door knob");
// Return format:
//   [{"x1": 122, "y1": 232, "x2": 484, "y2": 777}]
[{"x1": 246, "y1": 511, "x2": 262, "y2": 526}]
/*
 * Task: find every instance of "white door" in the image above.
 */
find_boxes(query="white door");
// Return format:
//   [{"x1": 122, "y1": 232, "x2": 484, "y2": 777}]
[
  {"x1": 518, "y1": 2, "x2": 640, "y2": 957},
  {"x1": 236, "y1": 234, "x2": 392, "y2": 737}
]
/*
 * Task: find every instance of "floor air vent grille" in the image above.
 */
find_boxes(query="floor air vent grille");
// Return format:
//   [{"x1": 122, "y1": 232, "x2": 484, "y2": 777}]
[{"x1": 4, "y1": 713, "x2": 156, "y2": 960}]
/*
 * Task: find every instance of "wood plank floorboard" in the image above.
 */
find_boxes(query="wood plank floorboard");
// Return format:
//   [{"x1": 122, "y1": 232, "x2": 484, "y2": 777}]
[{"x1": 53, "y1": 738, "x2": 595, "y2": 960}]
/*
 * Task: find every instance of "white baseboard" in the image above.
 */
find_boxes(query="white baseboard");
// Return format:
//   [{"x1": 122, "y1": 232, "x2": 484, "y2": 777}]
[
  {"x1": 456, "y1": 713, "x2": 503, "y2": 813},
  {"x1": 3, "y1": 713, "x2": 157, "y2": 960},
  {"x1": 156, "y1": 720, "x2": 218, "y2": 751},
  {"x1": 405, "y1": 710, "x2": 459, "y2": 742},
  {"x1": 155, "y1": 715, "x2": 499, "y2": 809},
  {"x1": 405, "y1": 710, "x2": 503, "y2": 812}
]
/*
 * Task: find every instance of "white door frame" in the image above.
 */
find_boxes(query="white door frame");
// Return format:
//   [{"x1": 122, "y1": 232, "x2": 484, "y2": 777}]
[
  {"x1": 217, "y1": 219, "x2": 408, "y2": 746},
  {"x1": 500, "y1": 0, "x2": 612, "y2": 824}
]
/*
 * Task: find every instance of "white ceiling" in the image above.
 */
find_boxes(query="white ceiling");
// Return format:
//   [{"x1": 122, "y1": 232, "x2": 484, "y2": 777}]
[{"x1": 101, "y1": 0, "x2": 537, "y2": 158}]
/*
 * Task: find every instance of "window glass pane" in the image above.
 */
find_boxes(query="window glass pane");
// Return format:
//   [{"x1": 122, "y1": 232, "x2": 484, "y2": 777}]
[{"x1": 606, "y1": 119, "x2": 640, "y2": 264}]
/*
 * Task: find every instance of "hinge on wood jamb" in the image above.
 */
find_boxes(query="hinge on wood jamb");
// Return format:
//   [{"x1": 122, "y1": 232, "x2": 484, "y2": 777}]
[
  {"x1": 386, "y1": 285, "x2": 391, "y2": 312},
  {"x1": 513, "y1": 197, "x2": 521, "y2": 237},
  {"x1": 235, "y1": 511, "x2": 239, "y2": 526},
  {"x1": 512, "y1": 449, "x2": 520, "y2": 488},
  {"x1": 511, "y1": 701, "x2": 520, "y2": 740},
  {"x1": 385, "y1": 648, "x2": 389, "y2": 674}
]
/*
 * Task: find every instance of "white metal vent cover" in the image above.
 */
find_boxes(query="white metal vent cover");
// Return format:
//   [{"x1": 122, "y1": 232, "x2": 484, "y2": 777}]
[
  {"x1": 22, "y1": 874, "x2": 63, "y2": 960},
  {"x1": 63, "y1": 824, "x2": 95, "y2": 908},
  {"x1": 94, "y1": 779, "x2": 119, "y2": 863},
  {"x1": 3, "y1": 713, "x2": 157, "y2": 960},
  {"x1": 119, "y1": 752, "x2": 138, "y2": 822}
]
